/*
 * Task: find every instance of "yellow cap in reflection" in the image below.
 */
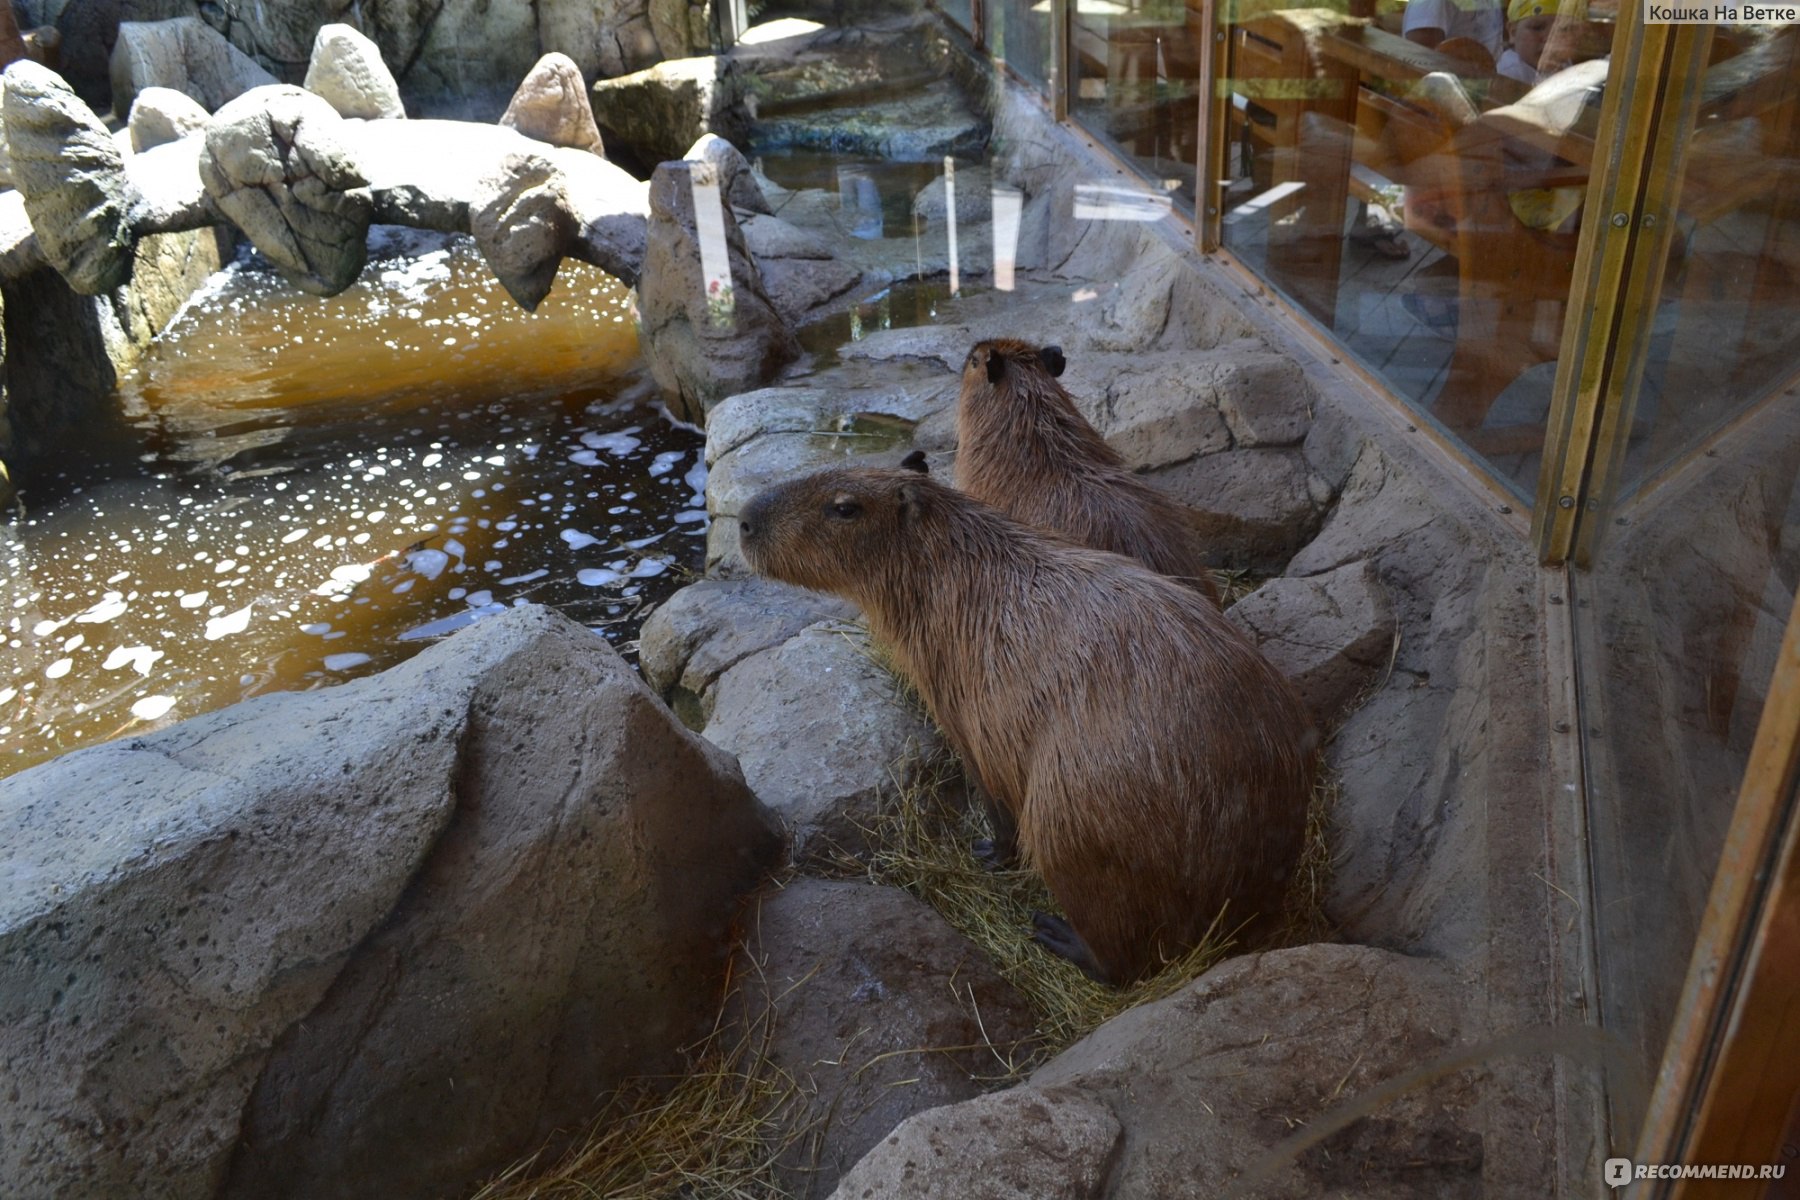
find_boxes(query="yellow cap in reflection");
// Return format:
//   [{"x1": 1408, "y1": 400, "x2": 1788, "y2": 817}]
[{"x1": 1507, "y1": 0, "x2": 1582, "y2": 20}]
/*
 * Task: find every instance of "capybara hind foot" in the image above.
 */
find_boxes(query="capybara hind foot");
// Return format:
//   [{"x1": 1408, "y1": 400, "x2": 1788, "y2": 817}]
[{"x1": 1031, "y1": 911, "x2": 1110, "y2": 984}]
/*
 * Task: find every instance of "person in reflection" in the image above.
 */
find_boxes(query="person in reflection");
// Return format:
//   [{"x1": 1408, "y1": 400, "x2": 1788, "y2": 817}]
[
  {"x1": 1497, "y1": 0, "x2": 1565, "y2": 85},
  {"x1": 1402, "y1": 0, "x2": 1506, "y2": 63}
]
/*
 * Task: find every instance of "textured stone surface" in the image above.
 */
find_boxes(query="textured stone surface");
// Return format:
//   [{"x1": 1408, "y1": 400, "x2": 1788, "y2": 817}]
[
  {"x1": 0, "y1": 604, "x2": 782, "y2": 1200},
  {"x1": 1228, "y1": 559, "x2": 1397, "y2": 726},
  {"x1": 198, "y1": 84, "x2": 372, "y2": 295},
  {"x1": 639, "y1": 159, "x2": 798, "y2": 424},
  {"x1": 830, "y1": 1086, "x2": 1124, "y2": 1200},
  {"x1": 1149, "y1": 447, "x2": 1331, "y2": 571},
  {"x1": 590, "y1": 55, "x2": 746, "y2": 168},
  {"x1": 686, "y1": 131, "x2": 770, "y2": 213},
  {"x1": 2, "y1": 59, "x2": 141, "y2": 294},
  {"x1": 834, "y1": 945, "x2": 1480, "y2": 1200},
  {"x1": 737, "y1": 879, "x2": 1039, "y2": 1199},
  {"x1": 703, "y1": 620, "x2": 941, "y2": 860},
  {"x1": 109, "y1": 16, "x2": 276, "y2": 119},
  {"x1": 302, "y1": 23, "x2": 405, "y2": 120},
  {"x1": 501, "y1": 52, "x2": 604, "y2": 156},
  {"x1": 911, "y1": 163, "x2": 991, "y2": 224},
  {"x1": 638, "y1": 575, "x2": 856, "y2": 725},
  {"x1": 470, "y1": 150, "x2": 579, "y2": 309},
  {"x1": 126, "y1": 83, "x2": 208, "y2": 151}
]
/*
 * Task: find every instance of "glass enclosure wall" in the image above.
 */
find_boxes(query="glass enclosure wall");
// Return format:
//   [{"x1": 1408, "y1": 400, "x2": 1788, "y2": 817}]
[
  {"x1": 1071, "y1": 0, "x2": 1204, "y2": 206},
  {"x1": 990, "y1": 0, "x2": 1055, "y2": 88},
  {"x1": 1214, "y1": 0, "x2": 1631, "y2": 505}
]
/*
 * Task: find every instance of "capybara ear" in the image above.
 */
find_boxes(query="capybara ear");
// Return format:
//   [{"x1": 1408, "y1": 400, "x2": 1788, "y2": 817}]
[
  {"x1": 986, "y1": 347, "x2": 1007, "y2": 383},
  {"x1": 1040, "y1": 344, "x2": 1066, "y2": 378},
  {"x1": 900, "y1": 449, "x2": 929, "y2": 475}
]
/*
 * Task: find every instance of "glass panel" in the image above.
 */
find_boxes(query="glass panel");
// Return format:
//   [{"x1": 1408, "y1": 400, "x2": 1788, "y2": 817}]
[
  {"x1": 942, "y1": 0, "x2": 978, "y2": 37},
  {"x1": 1070, "y1": 0, "x2": 1203, "y2": 206},
  {"x1": 991, "y1": 0, "x2": 1055, "y2": 89},
  {"x1": 1572, "y1": 16, "x2": 1800, "y2": 1144},
  {"x1": 1215, "y1": 0, "x2": 1623, "y2": 504}
]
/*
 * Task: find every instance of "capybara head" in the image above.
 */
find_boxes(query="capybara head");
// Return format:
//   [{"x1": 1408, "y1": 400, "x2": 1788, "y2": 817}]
[
  {"x1": 739, "y1": 466, "x2": 934, "y2": 596},
  {"x1": 964, "y1": 338, "x2": 1067, "y2": 388}
]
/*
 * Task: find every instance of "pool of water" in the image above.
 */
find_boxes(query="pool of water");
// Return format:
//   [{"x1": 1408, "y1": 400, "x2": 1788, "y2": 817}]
[{"x1": 0, "y1": 229, "x2": 705, "y2": 780}]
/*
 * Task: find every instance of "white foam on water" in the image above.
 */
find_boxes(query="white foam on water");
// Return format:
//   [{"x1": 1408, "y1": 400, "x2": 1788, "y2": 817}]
[
  {"x1": 577, "y1": 568, "x2": 623, "y2": 587},
  {"x1": 73, "y1": 592, "x2": 129, "y2": 624},
  {"x1": 131, "y1": 695, "x2": 177, "y2": 720},
  {"x1": 204, "y1": 605, "x2": 254, "y2": 640},
  {"x1": 323, "y1": 652, "x2": 373, "y2": 671},
  {"x1": 561, "y1": 529, "x2": 601, "y2": 550},
  {"x1": 102, "y1": 645, "x2": 164, "y2": 675}
]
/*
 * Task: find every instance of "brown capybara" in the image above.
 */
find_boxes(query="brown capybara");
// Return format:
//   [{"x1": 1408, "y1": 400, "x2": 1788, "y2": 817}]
[
  {"x1": 955, "y1": 338, "x2": 1222, "y2": 606},
  {"x1": 736, "y1": 465, "x2": 1315, "y2": 985}
]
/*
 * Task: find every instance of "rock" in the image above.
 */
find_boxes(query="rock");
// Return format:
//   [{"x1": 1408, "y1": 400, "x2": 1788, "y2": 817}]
[
  {"x1": 830, "y1": 1087, "x2": 1123, "y2": 1200},
  {"x1": 639, "y1": 159, "x2": 799, "y2": 424},
  {"x1": 501, "y1": 52, "x2": 603, "y2": 156},
  {"x1": 911, "y1": 163, "x2": 991, "y2": 225},
  {"x1": 470, "y1": 150, "x2": 579, "y2": 309},
  {"x1": 109, "y1": 16, "x2": 276, "y2": 119},
  {"x1": 538, "y1": 0, "x2": 681, "y2": 84},
  {"x1": 1, "y1": 59, "x2": 141, "y2": 294},
  {"x1": 302, "y1": 23, "x2": 405, "y2": 121},
  {"x1": 1211, "y1": 341, "x2": 1314, "y2": 447},
  {"x1": 198, "y1": 84, "x2": 373, "y2": 296},
  {"x1": 1149, "y1": 448, "x2": 1330, "y2": 572},
  {"x1": 0, "y1": 75, "x2": 11, "y2": 189},
  {"x1": 834, "y1": 945, "x2": 1483, "y2": 1199},
  {"x1": 737, "y1": 879, "x2": 1040, "y2": 1199},
  {"x1": 741, "y1": 211, "x2": 863, "y2": 324},
  {"x1": 126, "y1": 83, "x2": 208, "y2": 151},
  {"x1": 739, "y1": 211, "x2": 835, "y2": 260},
  {"x1": 702, "y1": 620, "x2": 942, "y2": 860},
  {"x1": 685, "y1": 131, "x2": 770, "y2": 213},
  {"x1": 0, "y1": 604, "x2": 783, "y2": 1200},
  {"x1": 1093, "y1": 360, "x2": 1235, "y2": 471},
  {"x1": 638, "y1": 576, "x2": 857, "y2": 726},
  {"x1": 590, "y1": 55, "x2": 746, "y2": 167},
  {"x1": 752, "y1": 87, "x2": 989, "y2": 161},
  {"x1": 1227, "y1": 559, "x2": 1397, "y2": 726}
]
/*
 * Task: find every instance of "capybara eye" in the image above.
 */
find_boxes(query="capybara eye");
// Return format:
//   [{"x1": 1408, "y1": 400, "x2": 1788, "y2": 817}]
[{"x1": 827, "y1": 496, "x2": 863, "y2": 520}]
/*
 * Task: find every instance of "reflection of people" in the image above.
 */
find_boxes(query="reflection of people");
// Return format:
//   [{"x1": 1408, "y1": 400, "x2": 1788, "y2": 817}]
[
  {"x1": 1497, "y1": 0, "x2": 1571, "y2": 85},
  {"x1": 1403, "y1": 0, "x2": 1506, "y2": 60}
]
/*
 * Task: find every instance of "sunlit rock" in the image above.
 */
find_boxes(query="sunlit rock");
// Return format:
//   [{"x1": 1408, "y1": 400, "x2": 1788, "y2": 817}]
[
  {"x1": 470, "y1": 150, "x2": 579, "y2": 309},
  {"x1": 500, "y1": 52, "x2": 603, "y2": 156},
  {"x1": 198, "y1": 84, "x2": 373, "y2": 296},
  {"x1": 683, "y1": 131, "x2": 769, "y2": 214},
  {"x1": 639, "y1": 159, "x2": 797, "y2": 424},
  {"x1": 590, "y1": 55, "x2": 747, "y2": 167},
  {"x1": 108, "y1": 16, "x2": 276, "y2": 120},
  {"x1": 0, "y1": 604, "x2": 783, "y2": 1200},
  {"x1": 126, "y1": 84, "x2": 208, "y2": 152},
  {"x1": 302, "y1": 23, "x2": 406, "y2": 121},
  {"x1": 1, "y1": 59, "x2": 140, "y2": 294}
]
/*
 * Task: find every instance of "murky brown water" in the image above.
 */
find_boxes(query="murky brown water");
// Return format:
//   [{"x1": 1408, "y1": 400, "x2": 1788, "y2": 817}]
[{"x1": 0, "y1": 229, "x2": 705, "y2": 780}]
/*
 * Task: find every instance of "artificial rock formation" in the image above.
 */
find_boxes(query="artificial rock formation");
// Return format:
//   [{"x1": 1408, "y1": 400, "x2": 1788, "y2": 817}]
[
  {"x1": 126, "y1": 84, "x2": 209, "y2": 151},
  {"x1": 109, "y1": 15, "x2": 276, "y2": 119},
  {"x1": 501, "y1": 52, "x2": 605, "y2": 156},
  {"x1": 639, "y1": 159, "x2": 798, "y2": 422},
  {"x1": 685, "y1": 131, "x2": 771, "y2": 214},
  {"x1": 591, "y1": 54, "x2": 747, "y2": 167},
  {"x1": 0, "y1": 604, "x2": 783, "y2": 1200},
  {"x1": 302, "y1": 23, "x2": 406, "y2": 120}
]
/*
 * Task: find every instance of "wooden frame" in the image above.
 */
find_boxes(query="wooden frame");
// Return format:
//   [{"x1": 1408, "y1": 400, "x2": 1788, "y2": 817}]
[{"x1": 1632, "y1": 584, "x2": 1800, "y2": 1195}]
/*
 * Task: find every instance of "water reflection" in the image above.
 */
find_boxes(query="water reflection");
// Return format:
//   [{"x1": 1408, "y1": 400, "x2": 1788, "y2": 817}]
[{"x1": 0, "y1": 230, "x2": 704, "y2": 780}]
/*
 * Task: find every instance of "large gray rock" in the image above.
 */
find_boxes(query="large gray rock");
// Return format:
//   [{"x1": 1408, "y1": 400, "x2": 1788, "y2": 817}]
[
  {"x1": 744, "y1": 211, "x2": 865, "y2": 326},
  {"x1": 738, "y1": 879, "x2": 1040, "y2": 1199},
  {"x1": 2, "y1": 60, "x2": 142, "y2": 294},
  {"x1": 1228, "y1": 559, "x2": 1397, "y2": 726},
  {"x1": 590, "y1": 55, "x2": 746, "y2": 167},
  {"x1": 126, "y1": 83, "x2": 209, "y2": 151},
  {"x1": 833, "y1": 945, "x2": 1483, "y2": 1199},
  {"x1": 198, "y1": 84, "x2": 373, "y2": 296},
  {"x1": 686, "y1": 131, "x2": 769, "y2": 213},
  {"x1": 302, "y1": 23, "x2": 405, "y2": 120},
  {"x1": 469, "y1": 150, "x2": 580, "y2": 309},
  {"x1": 109, "y1": 16, "x2": 276, "y2": 119},
  {"x1": 639, "y1": 158, "x2": 799, "y2": 424},
  {"x1": 1149, "y1": 447, "x2": 1333, "y2": 572},
  {"x1": 702, "y1": 620, "x2": 942, "y2": 860},
  {"x1": 501, "y1": 52, "x2": 603, "y2": 155},
  {"x1": 0, "y1": 604, "x2": 782, "y2": 1200},
  {"x1": 638, "y1": 575, "x2": 857, "y2": 725}
]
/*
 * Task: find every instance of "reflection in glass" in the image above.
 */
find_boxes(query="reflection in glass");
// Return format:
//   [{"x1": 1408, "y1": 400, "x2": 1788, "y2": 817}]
[
  {"x1": 1572, "y1": 21, "x2": 1800, "y2": 1138},
  {"x1": 990, "y1": 0, "x2": 1054, "y2": 89},
  {"x1": 1216, "y1": 0, "x2": 1620, "y2": 504},
  {"x1": 1071, "y1": 0, "x2": 1203, "y2": 207}
]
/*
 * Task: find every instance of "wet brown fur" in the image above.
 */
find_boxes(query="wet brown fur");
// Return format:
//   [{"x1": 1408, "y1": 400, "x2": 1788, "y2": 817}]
[
  {"x1": 955, "y1": 338, "x2": 1222, "y2": 606},
  {"x1": 738, "y1": 466, "x2": 1315, "y2": 984}
]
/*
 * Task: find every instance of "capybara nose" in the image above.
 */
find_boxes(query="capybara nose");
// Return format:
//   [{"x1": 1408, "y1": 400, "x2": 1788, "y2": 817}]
[{"x1": 738, "y1": 512, "x2": 756, "y2": 541}]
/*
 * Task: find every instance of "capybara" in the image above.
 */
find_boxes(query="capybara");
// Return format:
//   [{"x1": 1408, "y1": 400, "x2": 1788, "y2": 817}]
[
  {"x1": 737, "y1": 465, "x2": 1315, "y2": 984},
  {"x1": 955, "y1": 338, "x2": 1222, "y2": 605}
]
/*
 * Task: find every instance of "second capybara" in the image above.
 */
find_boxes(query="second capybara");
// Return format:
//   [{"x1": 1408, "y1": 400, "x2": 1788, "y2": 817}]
[
  {"x1": 737, "y1": 464, "x2": 1315, "y2": 985},
  {"x1": 955, "y1": 338, "x2": 1221, "y2": 605}
]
